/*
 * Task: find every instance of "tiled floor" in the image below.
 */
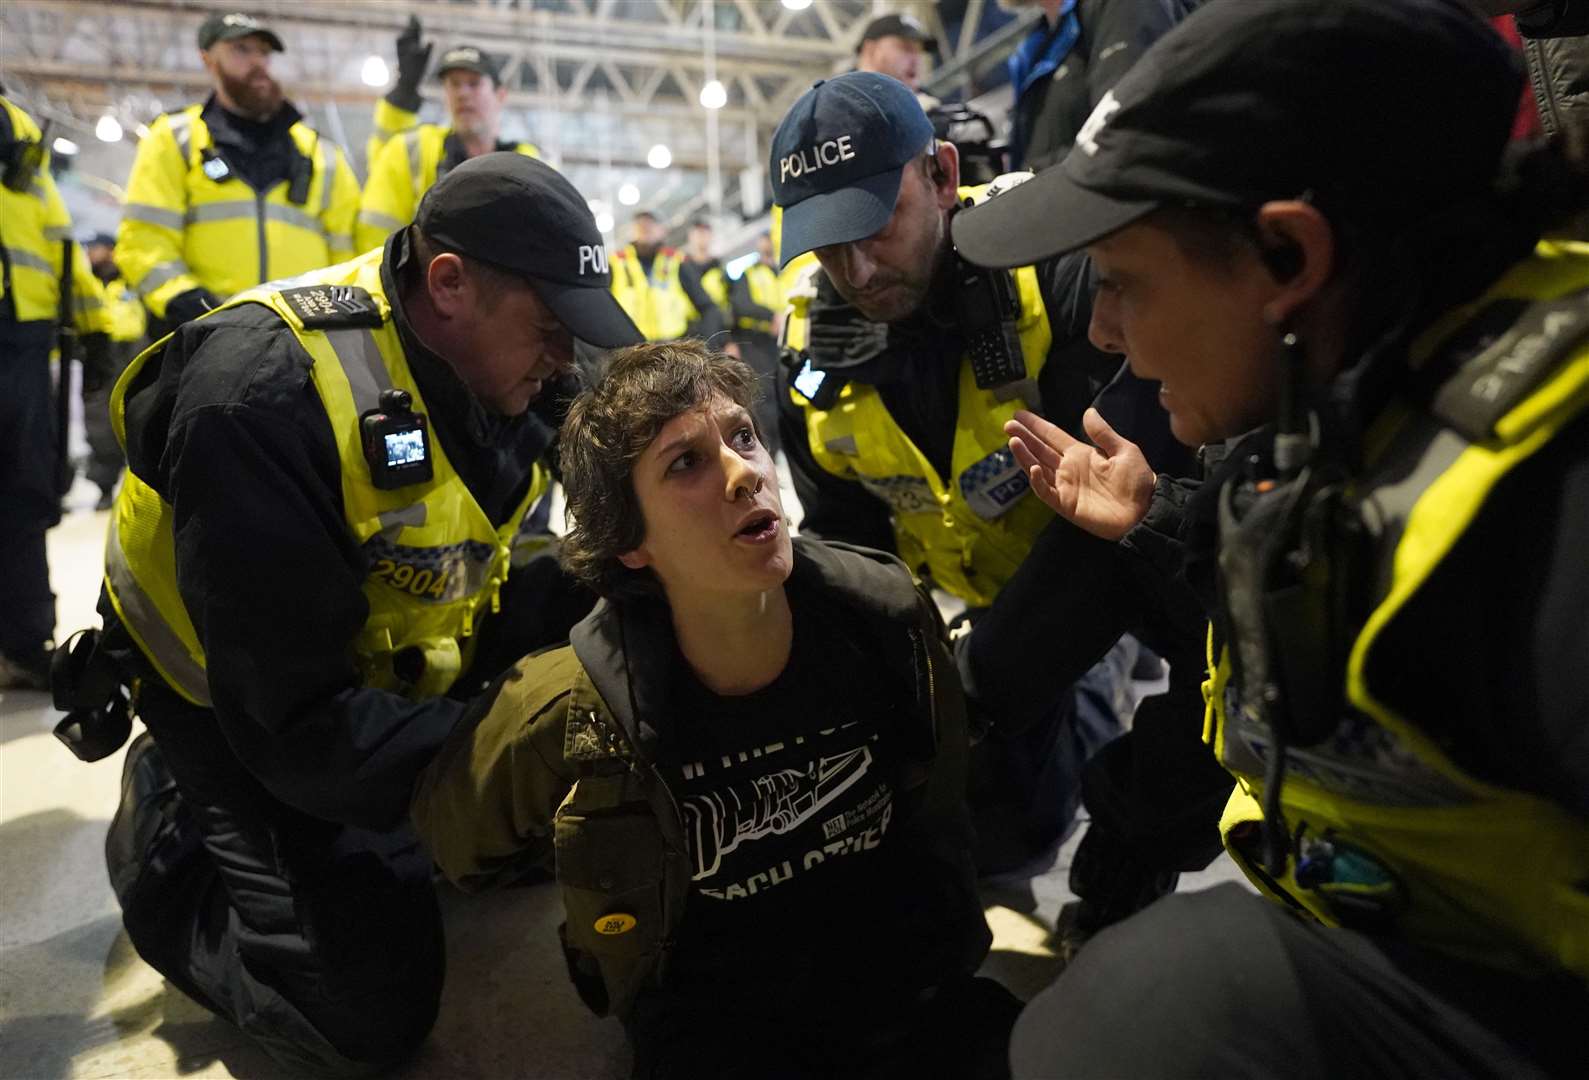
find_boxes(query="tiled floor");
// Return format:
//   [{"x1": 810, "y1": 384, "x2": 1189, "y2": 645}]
[{"x1": 1, "y1": 473, "x2": 1248, "y2": 1079}]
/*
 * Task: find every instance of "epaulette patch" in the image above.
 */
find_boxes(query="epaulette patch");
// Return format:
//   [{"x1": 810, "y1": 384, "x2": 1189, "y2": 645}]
[
  {"x1": 565, "y1": 707, "x2": 630, "y2": 763},
  {"x1": 1431, "y1": 289, "x2": 1589, "y2": 441},
  {"x1": 279, "y1": 285, "x2": 385, "y2": 330}
]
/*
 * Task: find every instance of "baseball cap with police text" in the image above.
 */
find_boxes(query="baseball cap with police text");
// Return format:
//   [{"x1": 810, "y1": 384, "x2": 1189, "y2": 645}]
[
  {"x1": 951, "y1": 0, "x2": 1522, "y2": 269},
  {"x1": 769, "y1": 72, "x2": 936, "y2": 270},
  {"x1": 415, "y1": 153, "x2": 641, "y2": 349},
  {"x1": 197, "y1": 11, "x2": 284, "y2": 52}
]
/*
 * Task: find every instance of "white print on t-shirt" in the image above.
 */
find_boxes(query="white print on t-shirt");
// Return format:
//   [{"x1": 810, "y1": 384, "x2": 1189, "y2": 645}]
[{"x1": 682, "y1": 744, "x2": 872, "y2": 880}]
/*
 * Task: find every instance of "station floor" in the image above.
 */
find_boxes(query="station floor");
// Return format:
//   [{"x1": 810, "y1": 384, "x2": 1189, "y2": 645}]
[{"x1": 2, "y1": 469, "x2": 1249, "y2": 1080}]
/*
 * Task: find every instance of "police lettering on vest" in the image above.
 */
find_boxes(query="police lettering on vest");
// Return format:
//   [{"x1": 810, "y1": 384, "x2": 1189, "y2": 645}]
[{"x1": 780, "y1": 136, "x2": 856, "y2": 184}]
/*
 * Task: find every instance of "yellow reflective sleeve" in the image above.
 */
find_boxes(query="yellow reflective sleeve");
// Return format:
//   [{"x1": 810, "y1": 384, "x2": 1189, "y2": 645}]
[
  {"x1": 117, "y1": 116, "x2": 199, "y2": 319},
  {"x1": 356, "y1": 133, "x2": 418, "y2": 253}
]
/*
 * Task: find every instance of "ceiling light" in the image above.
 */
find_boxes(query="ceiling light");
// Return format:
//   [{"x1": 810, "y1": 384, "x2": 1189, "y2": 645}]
[
  {"x1": 361, "y1": 55, "x2": 390, "y2": 88},
  {"x1": 595, "y1": 211, "x2": 615, "y2": 233},
  {"x1": 95, "y1": 115, "x2": 123, "y2": 143},
  {"x1": 647, "y1": 143, "x2": 672, "y2": 170},
  {"x1": 781, "y1": 0, "x2": 813, "y2": 10},
  {"x1": 53, "y1": 137, "x2": 79, "y2": 156},
  {"x1": 699, "y1": 79, "x2": 727, "y2": 110},
  {"x1": 618, "y1": 182, "x2": 640, "y2": 206}
]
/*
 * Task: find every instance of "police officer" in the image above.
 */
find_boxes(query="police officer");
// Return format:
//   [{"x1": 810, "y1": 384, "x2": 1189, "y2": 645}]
[
  {"x1": 678, "y1": 218, "x2": 730, "y2": 342},
  {"x1": 357, "y1": 25, "x2": 539, "y2": 252},
  {"x1": 954, "y1": 1, "x2": 1589, "y2": 1074},
  {"x1": 82, "y1": 233, "x2": 146, "y2": 510},
  {"x1": 728, "y1": 232, "x2": 786, "y2": 454},
  {"x1": 0, "y1": 92, "x2": 110, "y2": 688},
  {"x1": 610, "y1": 210, "x2": 700, "y2": 341},
  {"x1": 771, "y1": 72, "x2": 1194, "y2": 876},
  {"x1": 116, "y1": 11, "x2": 360, "y2": 332},
  {"x1": 86, "y1": 154, "x2": 640, "y2": 1075}
]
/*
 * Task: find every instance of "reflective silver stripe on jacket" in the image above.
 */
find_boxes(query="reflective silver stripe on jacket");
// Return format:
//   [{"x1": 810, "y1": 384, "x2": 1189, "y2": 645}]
[
  {"x1": 315, "y1": 138, "x2": 335, "y2": 218},
  {"x1": 105, "y1": 515, "x2": 213, "y2": 707},
  {"x1": 43, "y1": 225, "x2": 72, "y2": 242},
  {"x1": 137, "y1": 260, "x2": 192, "y2": 296},
  {"x1": 123, "y1": 202, "x2": 185, "y2": 230},
  {"x1": 6, "y1": 248, "x2": 55, "y2": 275},
  {"x1": 168, "y1": 111, "x2": 195, "y2": 164},
  {"x1": 324, "y1": 326, "x2": 393, "y2": 414},
  {"x1": 357, "y1": 209, "x2": 405, "y2": 235},
  {"x1": 185, "y1": 200, "x2": 326, "y2": 237},
  {"x1": 407, "y1": 134, "x2": 425, "y2": 196}
]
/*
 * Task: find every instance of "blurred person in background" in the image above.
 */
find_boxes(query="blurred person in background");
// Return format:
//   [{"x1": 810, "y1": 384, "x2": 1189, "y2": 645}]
[{"x1": 116, "y1": 11, "x2": 359, "y2": 334}]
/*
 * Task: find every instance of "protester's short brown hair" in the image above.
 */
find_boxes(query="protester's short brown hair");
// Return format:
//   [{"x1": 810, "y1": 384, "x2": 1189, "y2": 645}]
[{"x1": 560, "y1": 341, "x2": 763, "y2": 600}]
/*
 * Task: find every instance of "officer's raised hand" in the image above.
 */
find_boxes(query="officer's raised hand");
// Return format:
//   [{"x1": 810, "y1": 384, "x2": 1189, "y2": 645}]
[
  {"x1": 393, "y1": 16, "x2": 432, "y2": 109},
  {"x1": 1005, "y1": 406, "x2": 1154, "y2": 541}
]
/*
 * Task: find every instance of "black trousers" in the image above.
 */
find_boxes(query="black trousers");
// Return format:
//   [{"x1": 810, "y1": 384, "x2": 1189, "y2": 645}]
[
  {"x1": 0, "y1": 319, "x2": 60, "y2": 654},
  {"x1": 1011, "y1": 883, "x2": 1585, "y2": 1079},
  {"x1": 81, "y1": 336, "x2": 137, "y2": 492},
  {"x1": 106, "y1": 683, "x2": 445, "y2": 1077}
]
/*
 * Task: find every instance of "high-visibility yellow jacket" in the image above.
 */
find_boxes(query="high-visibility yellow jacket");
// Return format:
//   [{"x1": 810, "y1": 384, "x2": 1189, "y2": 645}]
[
  {"x1": 355, "y1": 123, "x2": 539, "y2": 253},
  {"x1": 769, "y1": 204, "x2": 820, "y2": 311},
  {"x1": 784, "y1": 261, "x2": 1055, "y2": 608},
  {"x1": 116, "y1": 101, "x2": 359, "y2": 320},
  {"x1": 104, "y1": 249, "x2": 547, "y2": 706},
  {"x1": 1206, "y1": 240, "x2": 1589, "y2": 983},
  {"x1": 0, "y1": 96, "x2": 109, "y2": 333},
  {"x1": 733, "y1": 260, "x2": 784, "y2": 335},
  {"x1": 610, "y1": 245, "x2": 697, "y2": 342}
]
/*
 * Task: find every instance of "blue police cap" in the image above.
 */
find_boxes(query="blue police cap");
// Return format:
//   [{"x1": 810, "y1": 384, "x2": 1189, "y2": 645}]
[{"x1": 769, "y1": 72, "x2": 935, "y2": 270}]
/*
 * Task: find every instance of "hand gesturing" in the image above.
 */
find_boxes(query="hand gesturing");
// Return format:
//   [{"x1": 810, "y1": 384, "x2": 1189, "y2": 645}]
[{"x1": 1005, "y1": 407, "x2": 1155, "y2": 541}]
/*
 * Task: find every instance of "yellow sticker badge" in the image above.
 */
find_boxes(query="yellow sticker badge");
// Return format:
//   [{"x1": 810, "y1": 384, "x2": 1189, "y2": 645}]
[{"x1": 594, "y1": 913, "x2": 637, "y2": 936}]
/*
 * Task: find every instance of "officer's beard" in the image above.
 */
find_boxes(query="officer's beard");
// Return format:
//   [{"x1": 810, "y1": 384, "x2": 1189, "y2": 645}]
[
  {"x1": 90, "y1": 260, "x2": 117, "y2": 283},
  {"x1": 218, "y1": 68, "x2": 284, "y2": 122}
]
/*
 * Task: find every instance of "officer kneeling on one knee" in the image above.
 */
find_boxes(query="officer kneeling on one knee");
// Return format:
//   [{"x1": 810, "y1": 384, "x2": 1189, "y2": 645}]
[
  {"x1": 953, "y1": 0, "x2": 1589, "y2": 1075},
  {"x1": 54, "y1": 153, "x2": 641, "y2": 1077},
  {"x1": 770, "y1": 71, "x2": 1203, "y2": 884}
]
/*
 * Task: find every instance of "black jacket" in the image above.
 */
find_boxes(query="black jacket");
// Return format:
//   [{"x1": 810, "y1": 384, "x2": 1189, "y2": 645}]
[
  {"x1": 109, "y1": 233, "x2": 586, "y2": 829},
  {"x1": 1009, "y1": 0, "x2": 1192, "y2": 173}
]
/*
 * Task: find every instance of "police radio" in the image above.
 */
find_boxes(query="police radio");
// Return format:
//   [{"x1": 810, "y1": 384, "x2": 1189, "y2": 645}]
[
  {"x1": 360, "y1": 388, "x2": 433, "y2": 489},
  {"x1": 953, "y1": 257, "x2": 1026, "y2": 389}
]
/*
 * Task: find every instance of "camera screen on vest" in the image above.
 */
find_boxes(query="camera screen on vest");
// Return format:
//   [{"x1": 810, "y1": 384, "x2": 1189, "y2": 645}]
[{"x1": 385, "y1": 428, "x2": 427, "y2": 468}]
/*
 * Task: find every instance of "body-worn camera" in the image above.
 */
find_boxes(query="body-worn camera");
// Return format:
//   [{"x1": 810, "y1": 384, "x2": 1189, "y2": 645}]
[
  {"x1": 784, "y1": 350, "x2": 844, "y2": 410},
  {"x1": 361, "y1": 388, "x2": 433, "y2": 489},
  {"x1": 953, "y1": 258, "x2": 1026, "y2": 390}
]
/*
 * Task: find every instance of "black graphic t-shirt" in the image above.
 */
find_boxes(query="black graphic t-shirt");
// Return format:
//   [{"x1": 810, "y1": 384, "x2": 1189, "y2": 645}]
[{"x1": 637, "y1": 598, "x2": 963, "y2": 1052}]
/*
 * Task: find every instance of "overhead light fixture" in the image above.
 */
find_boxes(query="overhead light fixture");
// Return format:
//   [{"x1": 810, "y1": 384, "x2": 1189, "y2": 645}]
[
  {"x1": 647, "y1": 143, "x2": 672, "y2": 170},
  {"x1": 53, "y1": 137, "x2": 80, "y2": 156},
  {"x1": 781, "y1": 0, "x2": 813, "y2": 10},
  {"x1": 618, "y1": 182, "x2": 640, "y2": 206},
  {"x1": 135, "y1": 123, "x2": 151, "y2": 139},
  {"x1": 95, "y1": 115, "x2": 123, "y2": 143},
  {"x1": 595, "y1": 211, "x2": 615, "y2": 233},
  {"x1": 361, "y1": 55, "x2": 390, "y2": 88},
  {"x1": 699, "y1": 79, "x2": 727, "y2": 110}
]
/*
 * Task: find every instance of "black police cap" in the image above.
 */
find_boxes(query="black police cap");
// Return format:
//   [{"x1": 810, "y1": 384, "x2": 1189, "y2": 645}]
[
  {"x1": 415, "y1": 153, "x2": 641, "y2": 349},
  {"x1": 436, "y1": 45, "x2": 503, "y2": 85},
  {"x1": 858, "y1": 13, "x2": 938, "y2": 54},
  {"x1": 197, "y1": 11, "x2": 284, "y2": 52},
  {"x1": 953, "y1": 0, "x2": 1522, "y2": 269}
]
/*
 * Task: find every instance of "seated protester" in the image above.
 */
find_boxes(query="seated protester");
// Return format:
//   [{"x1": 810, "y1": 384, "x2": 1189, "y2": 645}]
[
  {"x1": 954, "y1": 0, "x2": 1589, "y2": 1075},
  {"x1": 412, "y1": 343, "x2": 1019, "y2": 1080}
]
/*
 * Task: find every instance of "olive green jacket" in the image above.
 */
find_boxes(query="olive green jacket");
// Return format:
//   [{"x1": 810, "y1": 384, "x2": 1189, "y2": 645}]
[{"x1": 412, "y1": 538, "x2": 990, "y2": 1018}]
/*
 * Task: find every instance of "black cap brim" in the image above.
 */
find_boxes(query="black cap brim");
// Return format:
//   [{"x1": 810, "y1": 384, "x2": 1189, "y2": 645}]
[
  {"x1": 533, "y1": 278, "x2": 644, "y2": 350},
  {"x1": 951, "y1": 167, "x2": 1158, "y2": 269},
  {"x1": 777, "y1": 166, "x2": 904, "y2": 270}
]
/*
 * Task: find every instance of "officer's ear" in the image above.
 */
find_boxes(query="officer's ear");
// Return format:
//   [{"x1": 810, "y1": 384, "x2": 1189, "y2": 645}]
[
  {"x1": 1253, "y1": 199, "x2": 1335, "y2": 329},
  {"x1": 927, "y1": 140, "x2": 959, "y2": 210},
  {"x1": 425, "y1": 252, "x2": 471, "y2": 318}
]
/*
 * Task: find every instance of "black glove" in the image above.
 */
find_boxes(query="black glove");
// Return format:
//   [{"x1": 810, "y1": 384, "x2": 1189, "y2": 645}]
[
  {"x1": 164, "y1": 287, "x2": 220, "y2": 327},
  {"x1": 388, "y1": 15, "x2": 431, "y2": 113}
]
